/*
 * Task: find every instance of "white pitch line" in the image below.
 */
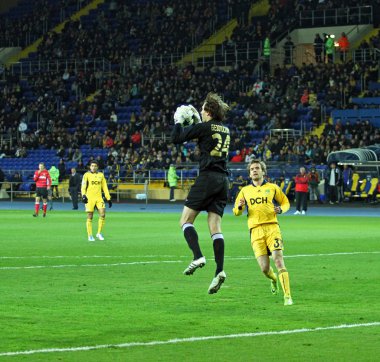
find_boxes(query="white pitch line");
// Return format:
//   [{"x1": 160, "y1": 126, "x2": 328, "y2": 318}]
[
  {"x1": 2, "y1": 251, "x2": 379, "y2": 261},
  {"x1": 0, "y1": 255, "x2": 179, "y2": 260},
  {"x1": 0, "y1": 255, "x2": 124, "y2": 260},
  {"x1": 0, "y1": 251, "x2": 379, "y2": 270},
  {"x1": 0, "y1": 322, "x2": 379, "y2": 357},
  {"x1": 0, "y1": 260, "x2": 182, "y2": 270}
]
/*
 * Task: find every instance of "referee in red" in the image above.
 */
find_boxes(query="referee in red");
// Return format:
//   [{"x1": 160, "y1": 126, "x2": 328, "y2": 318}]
[{"x1": 33, "y1": 162, "x2": 52, "y2": 217}]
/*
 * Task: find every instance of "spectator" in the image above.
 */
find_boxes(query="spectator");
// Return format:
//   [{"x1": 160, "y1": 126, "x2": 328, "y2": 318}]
[
  {"x1": 167, "y1": 164, "x2": 179, "y2": 202},
  {"x1": 230, "y1": 150, "x2": 243, "y2": 162},
  {"x1": 325, "y1": 162, "x2": 341, "y2": 204},
  {"x1": 48, "y1": 165, "x2": 60, "y2": 199},
  {"x1": 300, "y1": 89, "x2": 309, "y2": 106},
  {"x1": 108, "y1": 110, "x2": 118, "y2": 131},
  {"x1": 56, "y1": 145, "x2": 66, "y2": 159},
  {"x1": 69, "y1": 168, "x2": 81, "y2": 210},
  {"x1": 107, "y1": 172, "x2": 119, "y2": 192},
  {"x1": 325, "y1": 34, "x2": 335, "y2": 63},
  {"x1": 76, "y1": 160, "x2": 87, "y2": 175},
  {"x1": 72, "y1": 148, "x2": 83, "y2": 162},
  {"x1": 283, "y1": 36, "x2": 295, "y2": 65},
  {"x1": 15, "y1": 146, "x2": 27, "y2": 158},
  {"x1": 10, "y1": 171, "x2": 22, "y2": 195},
  {"x1": 131, "y1": 131, "x2": 141, "y2": 149},
  {"x1": 57, "y1": 158, "x2": 66, "y2": 182},
  {"x1": 337, "y1": 32, "x2": 349, "y2": 62},
  {"x1": 294, "y1": 166, "x2": 309, "y2": 215},
  {"x1": 308, "y1": 167, "x2": 322, "y2": 203},
  {"x1": 313, "y1": 33, "x2": 324, "y2": 63},
  {"x1": 342, "y1": 164, "x2": 353, "y2": 200}
]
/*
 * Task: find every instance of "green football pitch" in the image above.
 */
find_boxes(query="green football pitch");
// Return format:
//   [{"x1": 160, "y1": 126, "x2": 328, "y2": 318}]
[{"x1": 0, "y1": 210, "x2": 379, "y2": 361}]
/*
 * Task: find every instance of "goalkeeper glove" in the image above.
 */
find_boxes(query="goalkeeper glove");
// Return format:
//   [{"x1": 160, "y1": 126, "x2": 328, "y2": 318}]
[
  {"x1": 174, "y1": 105, "x2": 185, "y2": 125},
  {"x1": 82, "y1": 195, "x2": 88, "y2": 204},
  {"x1": 189, "y1": 105, "x2": 201, "y2": 124},
  {"x1": 108, "y1": 199, "x2": 113, "y2": 208}
]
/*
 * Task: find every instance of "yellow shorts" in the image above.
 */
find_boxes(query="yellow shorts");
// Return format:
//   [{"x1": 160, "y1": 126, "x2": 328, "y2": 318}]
[
  {"x1": 85, "y1": 197, "x2": 106, "y2": 213},
  {"x1": 250, "y1": 223, "x2": 284, "y2": 258}
]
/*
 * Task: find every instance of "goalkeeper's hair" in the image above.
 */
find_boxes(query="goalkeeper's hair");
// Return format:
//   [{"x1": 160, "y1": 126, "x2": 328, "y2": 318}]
[
  {"x1": 247, "y1": 159, "x2": 267, "y2": 175},
  {"x1": 203, "y1": 92, "x2": 229, "y2": 122}
]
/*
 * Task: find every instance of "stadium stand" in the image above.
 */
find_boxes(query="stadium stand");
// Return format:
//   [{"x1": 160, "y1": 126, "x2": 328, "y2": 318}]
[{"x1": 0, "y1": 0, "x2": 379, "y2": 202}]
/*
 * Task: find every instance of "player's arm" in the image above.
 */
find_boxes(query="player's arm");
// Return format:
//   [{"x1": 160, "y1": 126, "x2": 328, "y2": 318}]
[
  {"x1": 33, "y1": 171, "x2": 39, "y2": 182},
  {"x1": 46, "y1": 171, "x2": 52, "y2": 189},
  {"x1": 101, "y1": 174, "x2": 111, "y2": 201},
  {"x1": 233, "y1": 189, "x2": 245, "y2": 216},
  {"x1": 171, "y1": 122, "x2": 204, "y2": 144},
  {"x1": 81, "y1": 173, "x2": 89, "y2": 204},
  {"x1": 81, "y1": 173, "x2": 89, "y2": 197},
  {"x1": 274, "y1": 185, "x2": 290, "y2": 214}
]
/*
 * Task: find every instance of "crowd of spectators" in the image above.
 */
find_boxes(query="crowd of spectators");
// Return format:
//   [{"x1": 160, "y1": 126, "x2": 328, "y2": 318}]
[
  {"x1": 35, "y1": 0, "x2": 227, "y2": 64},
  {"x1": 0, "y1": 0, "x2": 90, "y2": 48},
  {"x1": 219, "y1": 0, "x2": 379, "y2": 62},
  {"x1": 1, "y1": 58, "x2": 379, "y2": 183},
  {"x1": 0, "y1": 0, "x2": 379, "y2": 185}
]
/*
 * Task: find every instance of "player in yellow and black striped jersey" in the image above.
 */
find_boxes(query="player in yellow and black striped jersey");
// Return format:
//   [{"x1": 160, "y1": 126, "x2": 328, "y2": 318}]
[
  {"x1": 233, "y1": 159, "x2": 293, "y2": 306},
  {"x1": 81, "y1": 161, "x2": 112, "y2": 242}
]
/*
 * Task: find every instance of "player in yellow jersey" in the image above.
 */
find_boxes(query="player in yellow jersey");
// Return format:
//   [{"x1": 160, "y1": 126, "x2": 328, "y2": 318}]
[
  {"x1": 233, "y1": 159, "x2": 293, "y2": 306},
  {"x1": 81, "y1": 161, "x2": 112, "y2": 241}
]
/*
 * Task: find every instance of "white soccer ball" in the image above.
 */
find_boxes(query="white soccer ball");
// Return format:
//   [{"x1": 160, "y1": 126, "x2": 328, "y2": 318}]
[{"x1": 174, "y1": 104, "x2": 201, "y2": 127}]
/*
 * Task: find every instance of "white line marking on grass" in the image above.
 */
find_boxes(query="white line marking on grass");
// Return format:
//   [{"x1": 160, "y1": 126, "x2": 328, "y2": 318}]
[
  {"x1": 1, "y1": 251, "x2": 379, "y2": 270},
  {"x1": 0, "y1": 261, "x2": 182, "y2": 270},
  {"x1": 0, "y1": 255, "x2": 178, "y2": 260},
  {"x1": 0, "y1": 255, "x2": 124, "y2": 259},
  {"x1": 0, "y1": 322, "x2": 379, "y2": 357}
]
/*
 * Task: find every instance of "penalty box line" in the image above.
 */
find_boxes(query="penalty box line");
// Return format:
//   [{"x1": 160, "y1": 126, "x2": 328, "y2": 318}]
[{"x1": 0, "y1": 322, "x2": 379, "y2": 357}]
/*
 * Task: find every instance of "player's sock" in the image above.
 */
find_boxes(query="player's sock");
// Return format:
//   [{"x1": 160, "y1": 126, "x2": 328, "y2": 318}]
[
  {"x1": 97, "y1": 216, "x2": 105, "y2": 234},
  {"x1": 42, "y1": 203, "x2": 47, "y2": 214},
  {"x1": 267, "y1": 267, "x2": 277, "y2": 282},
  {"x1": 86, "y1": 219, "x2": 93, "y2": 237},
  {"x1": 278, "y1": 268, "x2": 291, "y2": 298},
  {"x1": 212, "y1": 233, "x2": 224, "y2": 276},
  {"x1": 182, "y1": 223, "x2": 203, "y2": 259},
  {"x1": 35, "y1": 202, "x2": 40, "y2": 215}
]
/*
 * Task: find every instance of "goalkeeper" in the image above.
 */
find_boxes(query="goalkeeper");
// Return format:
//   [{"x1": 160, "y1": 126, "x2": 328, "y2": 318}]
[
  {"x1": 171, "y1": 93, "x2": 230, "y2": 295},
  {"x1": 81, "y1": 161, "x2": 112, "y2": 241}
]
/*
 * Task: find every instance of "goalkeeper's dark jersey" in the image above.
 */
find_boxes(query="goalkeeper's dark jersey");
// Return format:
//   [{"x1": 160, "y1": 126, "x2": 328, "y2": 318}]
[{"x1": 171, "y1": 121, "x2": 230, "y2": 175}]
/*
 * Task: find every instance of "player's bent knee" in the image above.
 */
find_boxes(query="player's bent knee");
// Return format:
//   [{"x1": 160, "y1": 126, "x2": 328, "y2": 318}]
[{"x1": 273, "y1": 257, "x2": 285, "y2": 270}]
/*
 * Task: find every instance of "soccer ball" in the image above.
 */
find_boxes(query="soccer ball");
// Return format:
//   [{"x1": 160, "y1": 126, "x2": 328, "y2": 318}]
[{"x1": 174, "y1": 104, "x2": 201, "y2": 127}]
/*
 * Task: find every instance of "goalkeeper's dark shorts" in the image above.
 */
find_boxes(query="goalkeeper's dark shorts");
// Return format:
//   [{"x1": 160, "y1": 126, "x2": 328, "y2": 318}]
[
  {"x1": 185, "y1": 171, "x2": 229, "y2": 217},
  {"x1": 36, "y1": 187, "x2": 48, "y2": 199}
]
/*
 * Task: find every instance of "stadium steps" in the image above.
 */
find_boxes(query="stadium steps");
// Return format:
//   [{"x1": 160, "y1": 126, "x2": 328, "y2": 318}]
[
  {"x1": 177, "y1": 0, "x2": 269, "y2": 66},
  {"x1": 5, "y1": 0, "x2": 106, "y2": 67},
  {"x1": 177, "y1": 19, "x2": 238, "y2": 66},
  {"x1": 351, "y1": 27, "x2": 379, "y2": 49}
]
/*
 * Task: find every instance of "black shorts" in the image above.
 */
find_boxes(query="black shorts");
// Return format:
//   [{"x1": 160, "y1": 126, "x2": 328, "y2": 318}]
[
  {"x1": 185, "y1": 171, "x2": 229, "y2": 217},
  {"x1": 36, "y1": 187, "x2": 48, "y2": 199}
]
